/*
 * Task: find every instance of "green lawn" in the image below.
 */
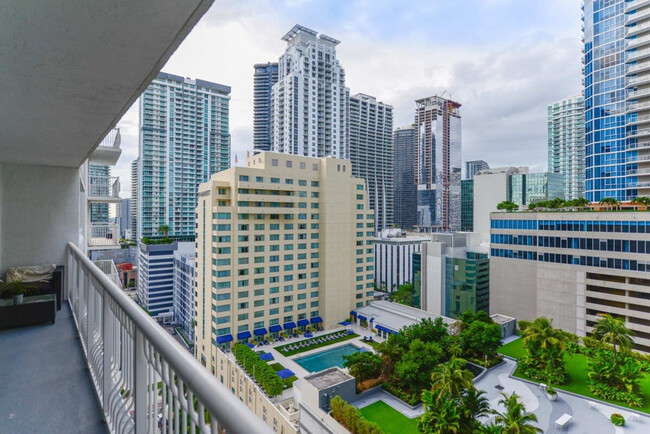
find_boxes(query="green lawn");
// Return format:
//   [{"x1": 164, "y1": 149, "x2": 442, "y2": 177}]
[
  {"x1": 498, "y1": 338, "x2": 650, "y2": 414},
  {"x1": 276, "y1": 332, "x2": 359, "y2": 356},
  {"x1": 359, "y1": 401, "x2": 419, "y2": 434},
  {"x1": 269, "y1": 362, "x2": 297, "y2": 388}
]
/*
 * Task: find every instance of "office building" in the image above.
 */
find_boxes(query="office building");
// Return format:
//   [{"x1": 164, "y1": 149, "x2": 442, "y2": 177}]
[
  {"x1": 253, "y1": 62, "x2": 278, "y2": 152},
  {"x1": 374, "y1": 229, "x2": 429, "y2": 292},
  {"x1": 509, "y1": 171, "x2": 565, "y2": 206},
  {"x1": 130, "y1": 158, "x2": 139, "y2": 242},
  {"x1": 271, "y1": 25, "x2": 349, "y2": 159},
  {"x1": 418, "y1": 232, "x2": 489, "y2": 319},
  {"x1": 461, "y1": 179, "x2": 474, "y2": 231},
  {"x1": 137, "y1": 72, "x2": 231, "y2": 239},
  {"x1": 473, "y1": 167, "x2": 527, "y2": 240},
  {"x1": 194, "y1": 152, "x2": 374, "y2": 360},
  {"x1": 465, "y1": 160, "x2": 489, "y2": 180},
  {"x1": 490, "y1": 210, "x2": 650, "y2": 352},
  {"x1": 583, "y1": 1, "x2": 650, "y2": 201},
  {"x1": 548, "y1": 94, "x2": 585, "y2": 200},
  {"x1": 393, "y1": 126, "x2": 417, "y2": 229},
  {"x1": 120, "y1": 198, "x2": 131, "y2": 239},
  {"x1": 415, "y1": 96, "x2": 462, "y2": 231},
  {"x1": 349, "y1": 93, "x2": 394, "y2": 231},
  {"x1": 174, "y1": 250, "x2": 196, "y2": 344},
  {"x1": 473, "y1": 167, "x2": 564, "y2": 241},
  {"x1": 137, "y1": 240, "x2": 194, "y2": 320}
]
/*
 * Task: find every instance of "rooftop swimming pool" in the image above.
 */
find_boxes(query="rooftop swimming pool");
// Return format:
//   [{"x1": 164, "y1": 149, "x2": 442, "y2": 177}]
[{"x1": 294, "y1": 344, "x2": 361, "y2": 373}]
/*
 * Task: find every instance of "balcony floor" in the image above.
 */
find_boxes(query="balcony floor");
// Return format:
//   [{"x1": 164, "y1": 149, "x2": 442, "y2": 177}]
[{"x1": 0, "y1": 303, "x2": 108, "y2": 434}]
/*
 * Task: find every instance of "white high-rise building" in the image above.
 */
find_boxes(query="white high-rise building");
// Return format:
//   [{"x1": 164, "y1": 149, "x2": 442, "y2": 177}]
[
  {"x1": 130, "y1": 158, "x2": 139, "y2": 242},
  {"x1": 547, "y1": 94, "x2": 585, "y2": 200},
  {"x1": 271, "y1": 25, "x2": 349, "y2": 159},
  {"x1": 349, "y1": 93, "x2": 394, "y2": 231}
]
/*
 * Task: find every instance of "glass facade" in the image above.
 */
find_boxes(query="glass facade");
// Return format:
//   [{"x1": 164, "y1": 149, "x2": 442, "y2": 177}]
[
  {"x1": 461, "y1": 179, "x2": 473, "y2": 231},
  {"x1": 253, "y1": 63, "x2": 278, "y2": 152},
  {"x1": 465, "y1": 160, "x2": 489, "y2": 180},
  {"x1": 393, "y1": 126, "x2": 417, "y2": 229},
  {"x1": 548, "y1": 95, "x2": 585, "y2": 200},
  {"x1": 444, "y1": 252, "x2": 489, "y2": 319},
  {"x1": 138, "y1": 72, "x2": 231, "y2": 238},
  {"x1": 415, "y1": 96, "x2": 462, "y2": 231},
  {"x1": 509, "y1": 172, "x2": 564, "y2": 206},
  {"x1": 583, "y1": 0, "x2": 650, "y2": 202},
  {"x1": 412, "y1": 252, "x2": 421, "y2": 308}
]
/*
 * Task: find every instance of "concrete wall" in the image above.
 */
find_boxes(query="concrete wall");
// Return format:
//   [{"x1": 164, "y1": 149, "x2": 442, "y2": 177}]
[
  {"x1": 536, "y1": 263, "x2": 579, "y2": 334},
  {"x1": 421, "y1": 242, "x2": 445, "y2": 315},
  {"x1": 489, "y1": 257, "x2": 538, "y2": 322},
  {"x1": 1, "y1": 163, "x2": 80, "y2": 273},
  {"x1": 474, "y1": 172, "x2": 510, "y2": 242}
]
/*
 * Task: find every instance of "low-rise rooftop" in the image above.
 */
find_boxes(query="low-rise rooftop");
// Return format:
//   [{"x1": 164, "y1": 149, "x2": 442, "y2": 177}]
[
  {"x1": 354, "y1": 300, "x2": 456, "y2": 334},
  {"x1": 304, "y1": 368, "x2": 353, "y2": 390}
]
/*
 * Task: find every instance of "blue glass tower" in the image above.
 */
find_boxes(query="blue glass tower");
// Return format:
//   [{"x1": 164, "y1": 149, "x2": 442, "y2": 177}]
[{"x1": 583, "y1": 0, "x2": 650, "y2": 201}]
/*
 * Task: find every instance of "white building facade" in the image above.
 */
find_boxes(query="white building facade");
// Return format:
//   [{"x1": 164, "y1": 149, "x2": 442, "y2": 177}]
[
  {"x1": 173, "y1": 251, "x2": 196, "y2": 344},
  {"x1": 271, "y1": 25, "x2": 349, "y2": 159},
  {"x1": 374, "y1": 229, "x2": 429, "y2": 292}
]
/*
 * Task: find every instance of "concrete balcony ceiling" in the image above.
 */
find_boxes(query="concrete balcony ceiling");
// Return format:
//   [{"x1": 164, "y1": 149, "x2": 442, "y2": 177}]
[{"x1": 0, "y1": 0, "x2": 214, "y2": 167}]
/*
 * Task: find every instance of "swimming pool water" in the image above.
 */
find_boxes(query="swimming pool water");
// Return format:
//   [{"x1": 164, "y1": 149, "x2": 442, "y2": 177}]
[{"x1": 294, "y1": 344, "x2": 361, "y2": 373}]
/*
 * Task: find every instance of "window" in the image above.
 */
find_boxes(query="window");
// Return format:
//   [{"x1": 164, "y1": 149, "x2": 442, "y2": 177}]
[
  {"x1": 214, "y1": 212, "x2": 231, "y2": 219},
  {"x1": 272, "y1": 159, "x2": 279, "y2": 166},
  {"x1": 311, "y1": 181, "x2": 319, "y2": 187},
  {"x1": 239, "y1": 175, "x2": 249, "y2": 182}
]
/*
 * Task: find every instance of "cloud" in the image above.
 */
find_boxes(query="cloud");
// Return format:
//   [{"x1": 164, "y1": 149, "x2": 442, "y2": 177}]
[{"x1": 114, "y1": 0, "x2": 583, "y2": 196}]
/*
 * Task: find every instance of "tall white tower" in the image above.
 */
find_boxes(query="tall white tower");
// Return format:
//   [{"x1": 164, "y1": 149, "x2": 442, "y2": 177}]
[{"x1": 271, "y1": 25, "x2": 349, "y2": 159}]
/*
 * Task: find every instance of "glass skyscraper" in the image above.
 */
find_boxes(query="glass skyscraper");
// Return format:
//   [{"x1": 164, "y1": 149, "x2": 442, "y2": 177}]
[
  {"x1": 137, "y1": 72, "x2": 231, "y2": 238},
  {"x1": 253, "y1": 62, "x2": 278, "y2": 152},
  {"x1": 548, "y1": 95, "x2": 586, "y2": 200},
  {"x1": 583, "y1": 0, "x2": 650, "y2": 201},
  {"x1": 415, "y1": 96, "x2": 462, "y2": 232},
  {"x1": 509, "y1": 172, "x2": 565, "y2": 206},
  {"x1": 393, "y1": 126, "x2": 417, "y2": 229},
  {"x1": 461, "y1": 179, "x2": 474, "y2": 231},
  {"x1": 350, "y1": 93, "x2": 394, "y2": 231},
  {"x1": 465, "y1": 160, "x2": 489, "y2": 180}
]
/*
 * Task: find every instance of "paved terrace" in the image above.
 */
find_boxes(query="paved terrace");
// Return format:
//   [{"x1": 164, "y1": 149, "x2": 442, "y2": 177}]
[{"x1": 0, "y1": 304, "x2": 107, "y2": 434}]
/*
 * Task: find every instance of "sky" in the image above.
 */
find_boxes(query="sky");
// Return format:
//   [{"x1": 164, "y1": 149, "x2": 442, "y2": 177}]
[{"x1": 114, "y1": 0, "x2": 584, "y2": 198}]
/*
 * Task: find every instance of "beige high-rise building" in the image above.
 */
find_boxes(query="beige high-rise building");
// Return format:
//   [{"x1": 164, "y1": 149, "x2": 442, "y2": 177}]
[{"x1": 195, "y1": 151, "x2": 374, "y2": 368}]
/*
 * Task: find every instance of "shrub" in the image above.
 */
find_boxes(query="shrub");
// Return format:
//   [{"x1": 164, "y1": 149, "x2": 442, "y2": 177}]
[
  {"x1": 610, "y1": 413, "x2": 625, "y2": 426},
  {"x1": 330, "y1": 396, "x2": 384, "y2": 434},
  {"x1": 232, "y1": 344, "x2": 283, "y2": 397}
]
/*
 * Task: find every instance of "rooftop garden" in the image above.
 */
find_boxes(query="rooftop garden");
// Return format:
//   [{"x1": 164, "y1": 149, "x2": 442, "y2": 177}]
[
  {"x1": 496, "y1": 197, "x2": 650, "y2": 213},
  {"x1": 499, "y1": 315, "x2": 650, "y2": 413},
  {"x1": 358, "y1": 401, "x2": 419, "y2": 434}
]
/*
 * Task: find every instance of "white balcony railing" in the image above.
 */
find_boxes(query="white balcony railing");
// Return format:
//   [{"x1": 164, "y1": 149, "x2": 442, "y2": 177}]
[
  {"x1": 90, "y1": 176, "x2": 120, "y2": 199},
  {"x1": 66, "y1": 242, "x2": 270, "y2": 434},
  {"x1": 88, "y1": 223, "x2": 120, "y2": 248}
]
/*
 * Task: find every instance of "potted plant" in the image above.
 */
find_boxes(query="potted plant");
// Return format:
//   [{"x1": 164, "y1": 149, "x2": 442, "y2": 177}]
[
  {"x1": 546, "y1": 386, "x2": 557, "y2": 401},
  {"x1": 610, "y1": 413, "x2": 625, "y2": 427},
  {"x1": 0, "y1": 277, "x2": 38, "y2": 305}
]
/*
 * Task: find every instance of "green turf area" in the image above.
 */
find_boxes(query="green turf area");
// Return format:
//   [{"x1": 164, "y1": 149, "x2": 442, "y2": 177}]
[
  {"x1": 364, "y1": 340, "x2": 382, "y2": 351},
  {"x1": 498, "y1": 339, "x2": 650, "y2": 414},
  {"x1": 269, "y1": 362, "x2": 298, "y2": 388},
  {"x1": 276, "y1": 332, "x2": 359, "y2": 356},
  {"x1": 359, "y1": 401, "x2": 419, "y2": 434}
]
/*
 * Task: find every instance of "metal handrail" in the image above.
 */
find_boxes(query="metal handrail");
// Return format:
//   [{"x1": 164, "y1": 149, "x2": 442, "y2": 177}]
[{"x1": 66, "y1": 242, "x2": 271, "y2": 434}]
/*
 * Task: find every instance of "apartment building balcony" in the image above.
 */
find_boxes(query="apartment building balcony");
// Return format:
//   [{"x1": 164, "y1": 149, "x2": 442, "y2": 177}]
[
  {"x1": 0, "y1": 244, "x2": 270, "y2": 433},
  {"x1": 626, "y1": 34, "x2": 650, "y2": 51},
  {"x1": 89, "y1": 175, "x2": 121, "y2": 203},
  {"x1": 628, "y1": 141, "x2": 650, "y2": 151},
  {"x1": 627, "y1": 47, "x2": 650, "y2": 63},
  {"x1": 626, "y1": 8, "x2": 650, "y2": 26},
  {"x1": 626, "y1": 73, "x2": 650, "y2": 88},
  {"x1": 627, "y1": 20, "x2": 650, "y2": 37},
  {"x1": 1, "y1": 0, "x2": 270, "y2": 430},
  {"x1": 91, "y1": 128, "x2": 123, "y2": 166},
  {"x1": 88, "y1": 223, "x2": 121, "y2": 250},
  {"x1": 626, "y1": 0, "x2": 650, "y2": 13},
  {"x1": 627, "y1": 87, "x2": 650, "y2": 100},
  {"x1": 627, "y1": 127, "x2": 650, "y2": 138}
]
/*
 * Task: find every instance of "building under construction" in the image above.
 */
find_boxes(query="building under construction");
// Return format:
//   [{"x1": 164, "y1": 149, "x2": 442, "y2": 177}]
[{"x1": 415, "y1": 95, "x2": 462, "y2": 232}]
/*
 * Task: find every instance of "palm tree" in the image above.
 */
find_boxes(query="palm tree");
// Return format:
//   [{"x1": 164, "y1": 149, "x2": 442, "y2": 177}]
[
  {"x1": 522, "y1": 317, "x2": 565, "y2": 355},
  {"x1": 429, "y1": 357, "x2": 474, "y2": 402},
  {"x1": 492, "y1": 392, "x2": 542, "y2": 434},
  {"x1": 592, "y1": 313, "x2": 634, "y2": 365},
  {"x1": 631, "y1": 196, "x2": 650, "y2": 206},
  {"x1": 599, "y1": 197, "x2": 620, "y2": 210},
  {"x1": 461, "y1": 388, "x2": 490, "y2": 431},
  {"x1": 158, "y1": 224, "x2": 170, "y2": 237},
  {"x1": 419, "y1": 394, "x2": 461, "y2": 434}
]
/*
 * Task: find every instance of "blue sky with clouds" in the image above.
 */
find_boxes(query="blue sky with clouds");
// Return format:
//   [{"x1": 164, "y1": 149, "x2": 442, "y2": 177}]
[{"x1": 114, "y1": 0, "x2": 583, "y2": 196}]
